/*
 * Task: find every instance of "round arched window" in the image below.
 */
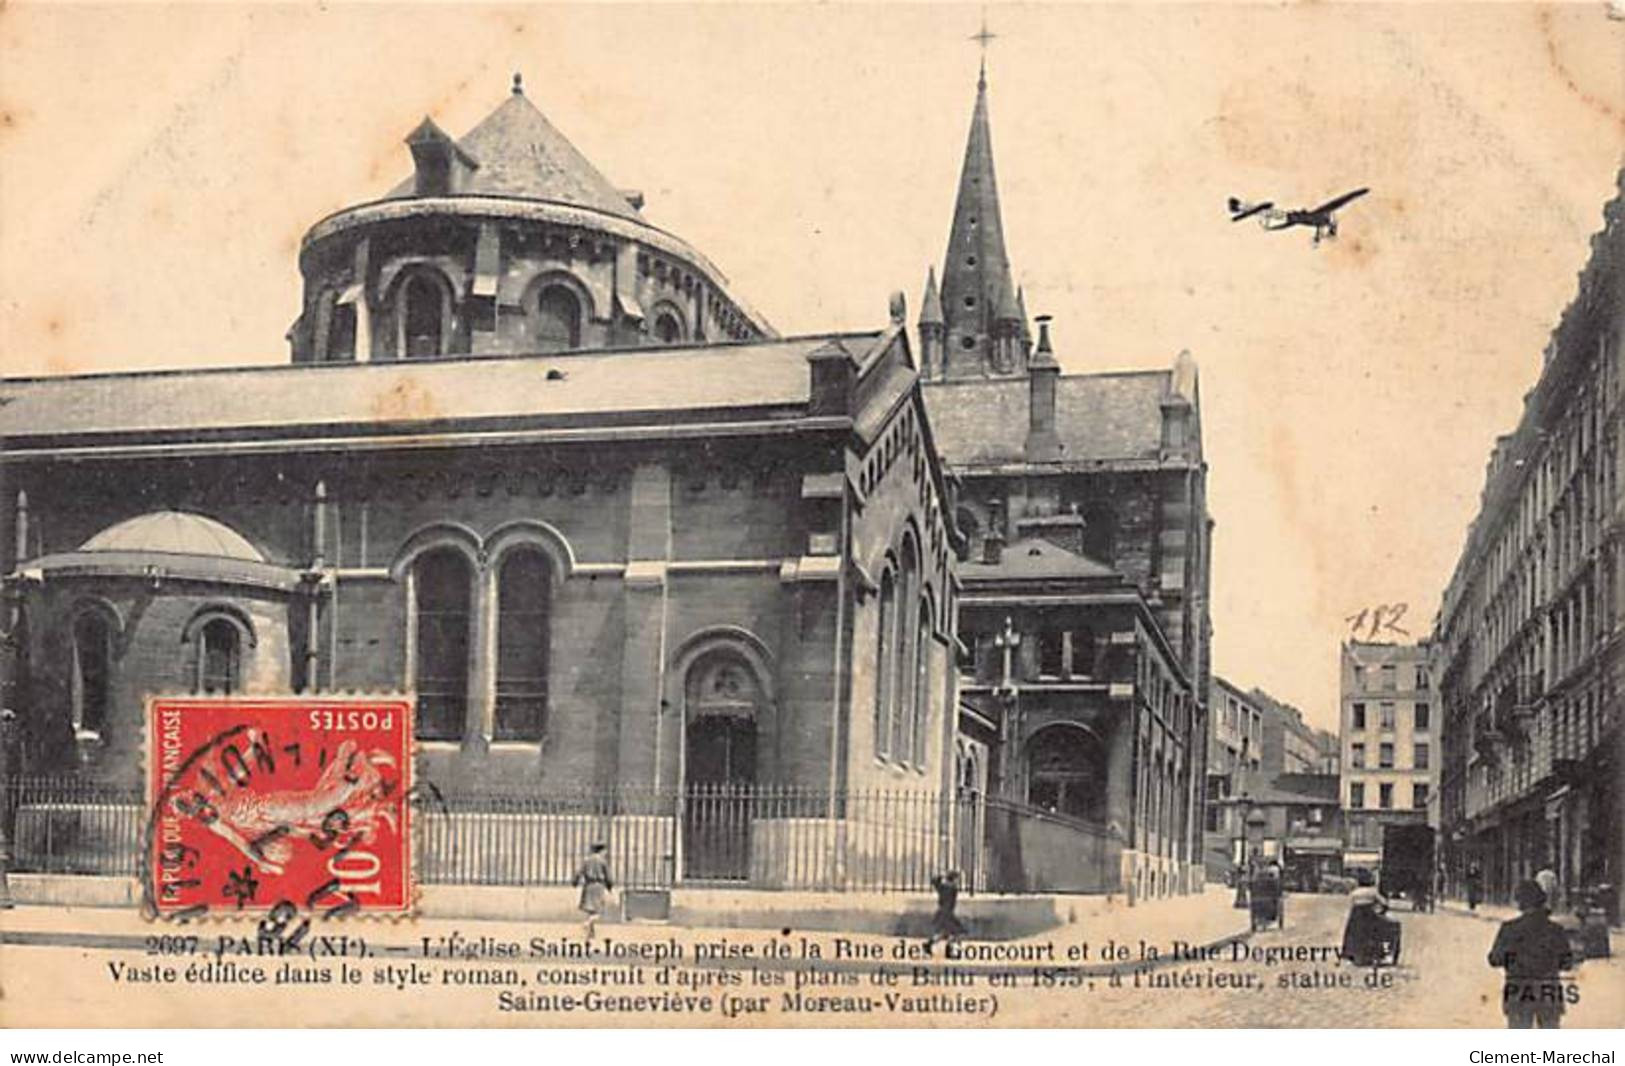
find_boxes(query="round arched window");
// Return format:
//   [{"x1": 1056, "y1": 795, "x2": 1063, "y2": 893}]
[
  {"x1": 197, "y1": 618, "x2": 241, "y2": 695},
  {"x1": 653, "y1": 311, "x2": 683, "y2": 345},
  {"x1": 1027, "y1": 726, "x2": 1105, "y2": 821},
  {"x1": 400, "y1": 272, "x2": 447, "y2": 358},
  {"x1": 535, "y1": 285, "x2": 582, "y2": 351}
]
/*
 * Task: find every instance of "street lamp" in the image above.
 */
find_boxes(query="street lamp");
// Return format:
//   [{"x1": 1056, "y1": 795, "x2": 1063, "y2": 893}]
[
  {"x1": 1232, "y1": 792, "x2": 1252, "y2": 908},
  {"x1": 0, "y1": 575, "x2": 22, "y2": 910},
  {"x1": 0, "y1": 706, "x2": 14, "y2": 909}
]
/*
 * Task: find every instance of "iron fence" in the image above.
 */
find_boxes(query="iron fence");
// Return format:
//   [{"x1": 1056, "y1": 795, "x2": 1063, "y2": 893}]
[
  {"x1": 4, "y1": 776, "x2": 1123, "y2": 895},
  {"x1": 6, "y1": 777, "x2": 145, "y2": 877},
  {"x1": 419, "y1": 783, "x2": 957, "y2": 893}
]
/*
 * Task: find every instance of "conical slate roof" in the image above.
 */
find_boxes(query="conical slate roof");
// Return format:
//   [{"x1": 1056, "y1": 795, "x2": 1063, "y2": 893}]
[
  {"x1": 939, "y1": 68, "x2": 1017, "y2": 359},
  {"x1": 388, "y1": 87, "x2": 643, "y2": 221},
  {"x1": 919, "y1": 267, "x2": 945, "y2": 326}
]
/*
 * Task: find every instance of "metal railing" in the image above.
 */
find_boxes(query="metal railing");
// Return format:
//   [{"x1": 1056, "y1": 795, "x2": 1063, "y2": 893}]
[
  {"x1": 419, "y1": 783, "x2": 957, "y2": 893},
  {"x1": 6, "y1": 777, "x2": 145, "y2": 877},
  {"x1": 5, "y1": 776, "x2": 1123, "y2": 895}
]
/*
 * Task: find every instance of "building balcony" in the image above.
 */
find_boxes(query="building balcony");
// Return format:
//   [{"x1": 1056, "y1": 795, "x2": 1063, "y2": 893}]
[
  {"x1": 1510, "y1": 672, "x2": 1544, "y2": 722},
  {"x1": 1473, "y1": 711, "x2": 1502, "y2": 761},
  {"x1": 1550, "y1": 757, "x2": 1584, "y2": 785}
]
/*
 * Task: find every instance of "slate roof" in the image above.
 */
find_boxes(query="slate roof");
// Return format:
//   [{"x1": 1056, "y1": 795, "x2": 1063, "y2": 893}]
[
  {"x1": 1221, "y1": 783, "x2": 1339, "y2": 808},
  {"x1": 1270, "y1": 774, "x2": 1341, "y2": 802},
  {"x1": 386, "y1": 91, "x2": 643, "y2": 221},
  {"x1": 0, "y1": 335, "x2": 877, "y2": 447},
  {"x1": 81, "y1": 511, "x2": 265, "y2": 561},
  {"x1": 922, "y1": 370, "x2": 1172, "y2": 467},
  {"x1": 938, "y1": 71, "x2": 1017, "y2": 347},
  {"x1": 960, "y1": 535, "x2": 1119, "y2": 583}
]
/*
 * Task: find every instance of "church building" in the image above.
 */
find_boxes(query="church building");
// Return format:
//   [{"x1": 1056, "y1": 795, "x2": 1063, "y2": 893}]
[
  {"x1": 0, "y1": 78, "x2": 959, "y2": 891},
  {"x1": 918, "y1": 64, "x2": 1213, "y2": 898},
  {"x1": 1, "y1": 61, "x2": 1211, "y2": 902}
]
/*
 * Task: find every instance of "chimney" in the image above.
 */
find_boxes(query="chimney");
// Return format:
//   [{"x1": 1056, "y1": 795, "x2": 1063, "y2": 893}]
[
  {"x1": 805, "y1": 340, "x2": 855, "y2": 417},
  {"x1": 1024, "y1": 315, "x2": 1062, "y2": 463},
  {"x1": 981, "y1": 500, "x2": 1006, "y2": 564},
  {"x1": 982, "y1": 521, "x2": 1005, "y2": 565}
]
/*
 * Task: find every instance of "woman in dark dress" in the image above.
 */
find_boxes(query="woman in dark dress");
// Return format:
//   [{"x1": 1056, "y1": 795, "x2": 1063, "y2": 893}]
[
  {"x1": 572, "y1": 842, "x2": 614, "y2": 940},
  {"x1": 1340, "y1": 867, "x2": 1401, "y2": 966}
]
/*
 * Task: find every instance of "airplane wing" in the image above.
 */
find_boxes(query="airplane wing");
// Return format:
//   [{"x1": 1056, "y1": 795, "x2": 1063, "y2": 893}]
[
  {"x1": 1310, "y1": 188, "x2": 1370, "y2": 215},
  {"x1": 1228, "y1": 199, "x2": 1275, "y2": 222}
]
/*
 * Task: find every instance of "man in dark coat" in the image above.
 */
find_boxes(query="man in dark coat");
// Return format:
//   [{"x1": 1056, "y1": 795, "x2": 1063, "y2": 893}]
[
  {"x1": 924, "y1": 870, "x2": 967, "y2": 952},
  {"x1": 1488, "y1": 879, "x2": 1575, "y2": 1029}
]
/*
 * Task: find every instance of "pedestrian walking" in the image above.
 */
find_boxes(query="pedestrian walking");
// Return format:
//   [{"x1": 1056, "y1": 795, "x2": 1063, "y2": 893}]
[
  {"x1": 1535, "y1": 865, "x2": 1559, "y2": 913},
  {"x1": 924, "y1": 869, "x2": 967, "y2": 952},
  {"x1": 1466, "y1": 861, "x2": 1483, "y2": 911},
  {"x1": 1488, "y1": 879, "x2": 1575, "y2": 1029},
  {"x1": 1340, "y1": 867, "x2": 1401, "y2": 966},
  {"x1": 572, "y1": 842, "x2": 614, "y2": 940}
]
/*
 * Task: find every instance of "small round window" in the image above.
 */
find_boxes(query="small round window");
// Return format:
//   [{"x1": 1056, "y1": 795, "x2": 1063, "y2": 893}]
[{"x1": 960, "y1": 336, "x2": 976, "y2": 350}]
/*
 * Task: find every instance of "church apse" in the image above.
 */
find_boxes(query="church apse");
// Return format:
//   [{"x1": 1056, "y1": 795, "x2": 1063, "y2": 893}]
[{"x1": 290, "y1": 77, "x2": 771, "y2": 364}]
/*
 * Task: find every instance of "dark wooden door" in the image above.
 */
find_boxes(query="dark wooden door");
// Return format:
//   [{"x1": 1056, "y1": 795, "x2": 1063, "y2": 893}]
[{"x1": 683, "y1": 716, "x2": 756, "y2": 880}]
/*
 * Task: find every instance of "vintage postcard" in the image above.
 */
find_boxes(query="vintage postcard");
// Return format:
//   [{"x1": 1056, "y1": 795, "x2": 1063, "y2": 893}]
[{"x1": 0, "y1": 1, "x2": 1621, "y2": 1031}]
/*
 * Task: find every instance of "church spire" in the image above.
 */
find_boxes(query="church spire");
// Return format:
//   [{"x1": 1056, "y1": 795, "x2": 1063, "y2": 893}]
[
  {"x1": 939, "y1": 61, "x2": 1020, "y2": 379},
  {"x1": 918, "y1": 267, "x2": 946, "y2": 378}
]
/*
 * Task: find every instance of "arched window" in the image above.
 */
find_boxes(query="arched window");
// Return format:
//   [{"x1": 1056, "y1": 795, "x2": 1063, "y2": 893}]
[
  {"x1": 196, "y1": 618, "x2": 240, "y2": 695},
  {"x1": 328, "y1": 302, "x2": 357, "y2": 362},
  {"x1": 653, "y1": 310, "x2": 683, "y2": 345},
  {"x1": 535, "y1": 285, "x2": 582, "y2": 351},
  {"x1": 874, "y1": 571, "x2": 895, "y2": 759},
  {"x1": 494, "y1": 548, "x2": 552, "y2": 742},
  {"x1": 912, "y1": 598, "x2": 932, "y2": 767},
  {"x1": 1027, "y1": 726, "x2": 1105, "y2": 822},
  {"x1": 400, "y1": 271, "x2": 448, "y2": 358},
  {"x1": 70, "y1": 611, "x2": 113, "y2": 736},
  {"x1": 894, "y1": 537, "x2": 920, "y2": 762},
  {"x1": 414, "y1": 548, "x2": 472, "y2": 741}
]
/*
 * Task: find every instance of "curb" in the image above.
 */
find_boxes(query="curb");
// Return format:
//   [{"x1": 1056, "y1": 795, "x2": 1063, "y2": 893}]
[{"x1": 0, "y1": 916, "x2": 1256, "y2": 982}]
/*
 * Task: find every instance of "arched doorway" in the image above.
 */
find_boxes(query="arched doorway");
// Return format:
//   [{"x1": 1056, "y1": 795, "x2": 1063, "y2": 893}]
[
  {"x1": 1026, "y1": 724, "x2": 1107, "y2": 823},
  {"x1": 682, "y1": 649, "x2": 762, "y2": 880}
]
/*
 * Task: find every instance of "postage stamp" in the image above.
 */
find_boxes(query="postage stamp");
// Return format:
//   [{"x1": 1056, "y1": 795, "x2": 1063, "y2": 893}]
[{"x1": 145, "y1": 696, "x2": 414, "y2": 920}]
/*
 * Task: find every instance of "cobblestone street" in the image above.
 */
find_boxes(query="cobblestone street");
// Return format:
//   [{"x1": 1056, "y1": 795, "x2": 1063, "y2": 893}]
[
  {"x1": 1057, "y1": 893, "x2": 1623, "y2": 1028},
  {"x1": 4, "y1": 891, "x2": 1621, "y2": 1027}
]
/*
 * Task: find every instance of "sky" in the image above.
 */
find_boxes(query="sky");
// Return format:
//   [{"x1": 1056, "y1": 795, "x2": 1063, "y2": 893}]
[{"x1": 1, "y1": 3, "x2": 1622, "y2": 732}]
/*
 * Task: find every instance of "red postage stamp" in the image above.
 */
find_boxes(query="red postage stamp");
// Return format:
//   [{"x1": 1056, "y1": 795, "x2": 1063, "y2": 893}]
[{"x1": 146, "y1": 696, "x2": 413, "y2": 919}]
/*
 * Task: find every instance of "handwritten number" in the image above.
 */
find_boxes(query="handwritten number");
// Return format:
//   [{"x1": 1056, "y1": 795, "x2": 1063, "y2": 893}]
[
  {"x1": 1346, "y1": 602, "x2": 1410, "y2": 639},
  {"x1": 1382, "y1": 602, "x2": 1410, "y2": 636}
]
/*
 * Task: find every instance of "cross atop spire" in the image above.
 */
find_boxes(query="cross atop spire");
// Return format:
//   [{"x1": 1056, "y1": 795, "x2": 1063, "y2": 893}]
[{"x1": 969, "y1": 13, "x2": 997, "y2": 85}]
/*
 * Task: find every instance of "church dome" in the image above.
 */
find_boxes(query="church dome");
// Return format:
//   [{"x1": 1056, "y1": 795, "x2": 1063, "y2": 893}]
[
  {"x1": 289, "y1": 77, "x2": 772, "y2": 365},
  {"x1": 80, "y1": 511, "x2": 266, "y2": 562}
]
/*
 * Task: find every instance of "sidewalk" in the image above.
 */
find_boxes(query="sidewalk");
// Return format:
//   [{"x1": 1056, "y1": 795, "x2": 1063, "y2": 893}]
[
  {"x1": 1435, "y1": 895, "x2": 1624, "y2": 957},
  {"x1": 0, "y1": 884, "x2": 1250, "y2": 977}
]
